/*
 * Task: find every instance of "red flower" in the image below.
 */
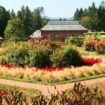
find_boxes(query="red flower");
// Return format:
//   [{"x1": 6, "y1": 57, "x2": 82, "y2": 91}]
[
  {"x1": 82, "y1": 58, "x2": 101, "y2": 65},
  {"x1": 36, "y1": 67, "x2": 40, "y2": 71},
  {"x1": 0, "y1": 90, "x2": 5, "y2": 96}
]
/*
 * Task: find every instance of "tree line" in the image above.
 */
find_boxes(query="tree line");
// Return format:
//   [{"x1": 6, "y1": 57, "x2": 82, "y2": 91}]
[
  {"x1": 74, "y1": 1, "x2": 105, "y2": 31},
  {"x1": 0, "y1": 6, "x2": 48, "y2": 40}
]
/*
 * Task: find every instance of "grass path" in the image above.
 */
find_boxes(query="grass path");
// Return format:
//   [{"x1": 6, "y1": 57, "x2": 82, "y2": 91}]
[{"x1": 0, "y1": 77, "x2": 105, "y2": 96}]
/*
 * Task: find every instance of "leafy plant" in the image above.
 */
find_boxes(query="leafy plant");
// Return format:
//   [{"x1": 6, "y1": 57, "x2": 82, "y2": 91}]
[
  {"x1": 61, "y1": 45, "x2": 83, "y2": 66},
  {"x1": 31, "y1": 94, "x2": 48, "y2": 105},
  {"x1": 49, "y1": 83, "x2": 104, "y2": 105},
  {"x1": 9, "y1": 43, "x2": 29, "y2": 66},
  {"x1": 0, "y1": 83, "x2": 104, "y2": 105},
  {"x1": 51, "y1": 45, "x2": 83, "y2": 67},
  {"x1": 2, "y1": 90, "x2": 28, "y2": 105},
  {"x1": 30, "y1": 46, "x2": 52, "y2": 68}
]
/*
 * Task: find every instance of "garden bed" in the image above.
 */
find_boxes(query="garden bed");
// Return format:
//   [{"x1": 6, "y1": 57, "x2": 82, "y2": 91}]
[
  {"x1": 0, "y1": 41, "x2": 105, "y2": 85},
  {"x1": 0, "y1": 60, "x2": 104, "y2": 85}
]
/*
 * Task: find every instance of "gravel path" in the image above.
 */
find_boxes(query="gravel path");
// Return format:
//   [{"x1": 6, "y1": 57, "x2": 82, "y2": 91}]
[{"x1": 0, "y1": 77, "x2": 105, "y2": 96}]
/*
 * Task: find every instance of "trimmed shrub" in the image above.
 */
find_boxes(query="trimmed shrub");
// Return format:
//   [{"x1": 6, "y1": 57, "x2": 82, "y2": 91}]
[
  {"x1": 61, "y1": 45, "x2": 83, "y2": 66},
  {"x1": 30, "y1": 46, "x2": 52, "y2": 68},
  {"x1": 51, "y1": 45, "x2": 83, "y2": 67}
]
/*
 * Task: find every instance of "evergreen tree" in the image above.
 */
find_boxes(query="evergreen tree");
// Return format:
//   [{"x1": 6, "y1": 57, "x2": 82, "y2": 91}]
[
  {"x1": 33, "y1": 7, "x2": 44, "y2": 30},
  {"x1": 97, "y1": 1, "x2": 105, "y2": 31},
  {"x1": 74, "y1": 8, "x2": 80, "y2": 20},
  {"x1": 17, "y1": 6, "x2": 34, "y2": 36},
  {"x1": 0, "y1": 6, "x2": 10, "y2": 37},
  {"x1": 74, "y1": 1, "x2": 105, "y2": 31},
  {"x1": 10, "y1": 9, "x2": 16, "y2": 19}
]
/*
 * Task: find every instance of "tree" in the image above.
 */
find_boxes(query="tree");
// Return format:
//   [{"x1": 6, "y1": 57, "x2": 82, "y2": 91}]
[
  {"x1": 74, "y1": 9, "x2": 80, "y2": 20},
  {"x1": 0, "y1": 6, "x2": 10, "y2": 37},
  {"x1": 10, "y1": 9, "x2": 16, "y2": 19},
  {"x1": 74, "y1": 8, "x2": 84, "y2": 20},
  {"x1": 17, "y1": 6, "x2": 34, "y2": 36},
  {"x1": 33, "y1": 7, "x2": 44, "y2": 30},
  {"x1": 74, "y1": 2, "x2": 101, "y2": 31},
  {"x1": 4, "y1": 18, "x2": 26, "y2": 41},
  {"x1": 80, "y1": 16, "x2": 91, "y2": 29},
  {"x1": 97, "y1": 1, "x2": 105, "y2": 31}
]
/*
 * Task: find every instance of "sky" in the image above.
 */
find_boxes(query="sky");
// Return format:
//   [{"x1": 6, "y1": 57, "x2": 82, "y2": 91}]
[{"x1": 0, "y1": 0, "x2": 103, "y2": 18}]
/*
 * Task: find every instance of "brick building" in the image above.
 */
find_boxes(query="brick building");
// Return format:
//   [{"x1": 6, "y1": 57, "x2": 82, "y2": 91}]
[{"x1": 31, "y1": 21, "x2": 88, "y2": 41}]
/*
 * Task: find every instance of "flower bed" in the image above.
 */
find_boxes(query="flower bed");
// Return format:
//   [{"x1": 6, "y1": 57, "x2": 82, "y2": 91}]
[
  {"x1": 84, "y1": 39, "x2": 105, "y2": 54},
  {"x1": 0, "y1": 57, "x2": 104, "y2": 84},
  {"x1": 0, "y1": 57, "x2": 101, "y2": 71}
]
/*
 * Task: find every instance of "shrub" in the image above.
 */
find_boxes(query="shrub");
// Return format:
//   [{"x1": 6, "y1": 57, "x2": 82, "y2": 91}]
[
  {"x1": 50, "y1": 48, "x2": 63, "y2": 67},
  {"x1": 74, "y1": 38, "x2": 83, "y2": 47},
  {"x1": 65, "y1": 36, "x2": 83, "y2": 47},
  {"x1": 96, "y1": 45, "x2": 105, "y2": 54},
  {"x1": 84, "y1": 39, "x2": 105, "y2": 54},
  {"x1": 51, "y1": 45, "x2": 83, "y2": 67},
  {"x1": 9, "y1": 43, "x2": 29, "y2": 66},
  {"x1": 65, "y1": 36, "x2": 74, "y2": 44},
  {"x1": 85, "y1": 43, "x2": 95, "y2": 51},
  {"x1": 0, "y1": 56, "x2": 8, "y2": 64},
  {"x1": 30, "y1": 46, "x2": 52, "y2": 68},
  {"x1": 61, "y1": 45, "x2": 83, "y2": 66}
]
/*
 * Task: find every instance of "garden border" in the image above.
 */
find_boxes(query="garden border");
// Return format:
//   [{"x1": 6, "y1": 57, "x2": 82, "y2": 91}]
[
  {"x1": 0, "y1": 76, "x2": 105, "y2": 96},
  {"x1": 0, "y1": 73, "x2": 105, "y2": 85}
]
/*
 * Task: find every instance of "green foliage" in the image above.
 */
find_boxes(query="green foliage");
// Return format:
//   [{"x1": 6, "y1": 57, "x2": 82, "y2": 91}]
[
  {"x1": 0, "y1": 5, "x2": 47, "y2": 41},
  {"x1": 17, "y1": 6, "x2": 34, "y2": 36},
  {"x1": 75, "y1": 38, "x2": 83, "y2": 47},
  {"x1": 96, "y1": 45, "x2": 105, "y2": 54},
  {"x1": 0, "y1": 83, "x2": 104, "y2": 105},
  {"x1": 0, "y1": 6, "x2": 10, "y2": 37},
  {"x1": 61, "y1": 45, "x2": 83, "y2": 66},
  {"x1": 65, "y1": 36, "x2": 83, "y2": 47},
  {"x1": 51, "y1": 48, "x2": 63, "y2": 67},
  {"x1": 49, "y1": 83, "x2": 104, "y2": 105},
  {"x1": 65, "y1": 36, "x2": 74, "y2": 44},
  {"x1": 31, "y1": 94, "x2": 47, "y2": 105},
  {"x1": 30, "y1": 46, "x2": 52, "y2": 68},
  {"x1": 74, "y1": 1, "x2": 105, "y2": 31},
  {"x1": 9, "y1": 43, "x2": 29, "y2": 66},
  {"x1": 0, "y1": 56, "x2": 8, "y2": 64},
  {"x1": 80, "y1": 16, "x2": 91, "y2": 28},
  {"x1": 51, "y1": 45, "x2": 83, "y2": 67},
  {"x1": 97, "y1": 1, "x2": 105, "y2": 31},
  {"x1": 2, "y1": 90, "x2": 28, "y2": 105},
  {"x1": 85, "y1": 43, "x2": 95, "y2": 52},
  {"x1": 33, "y1": 7, "x2": 44, "y2": 30},
  {"x1": 4, "y1": 18, "x2": 26, "y2": 41}
]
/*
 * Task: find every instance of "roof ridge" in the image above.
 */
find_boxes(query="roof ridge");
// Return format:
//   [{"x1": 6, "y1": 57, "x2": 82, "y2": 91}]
[{"x1": 48, "y1": 21, "x2": 79, "y2": 25}]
